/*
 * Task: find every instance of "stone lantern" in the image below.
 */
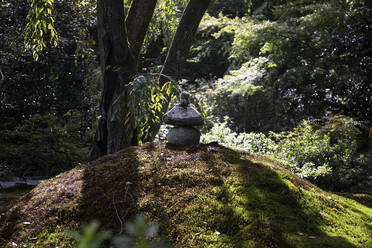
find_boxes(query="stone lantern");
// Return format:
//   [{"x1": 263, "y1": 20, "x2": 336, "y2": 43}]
[{"x1": 163, "y1": 91, "x2": 204, "y2": 146}]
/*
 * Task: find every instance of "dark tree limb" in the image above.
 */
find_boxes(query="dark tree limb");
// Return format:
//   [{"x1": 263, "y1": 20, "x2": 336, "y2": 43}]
[
  {"x1": 126, "y1": 0, "x2": 158, "y2": 63},
  {"x1": 92, "y1": 0, "x2": 136, "y2": 159},
  {"x1": 0, "y1": 68, "x2": 4, "y2": 88},
  {"x1": 159, "y1": 0, "x2": 212, "y2": 84}
]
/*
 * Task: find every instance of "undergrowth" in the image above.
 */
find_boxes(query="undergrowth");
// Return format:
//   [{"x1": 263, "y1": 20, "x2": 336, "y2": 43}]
[{"x1": 201, "y1": 116, "x2": 369, "y2": 191}]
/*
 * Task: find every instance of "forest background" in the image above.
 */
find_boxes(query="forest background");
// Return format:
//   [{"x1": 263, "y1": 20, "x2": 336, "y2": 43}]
[{"x1": 0, "y1": 0, "x2": 371, "y2": 192}]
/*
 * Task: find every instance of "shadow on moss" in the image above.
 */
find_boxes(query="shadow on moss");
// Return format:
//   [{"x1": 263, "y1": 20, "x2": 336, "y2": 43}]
[
  {"x1": 77, "y1": 146, "x2": 142, "y2": 233},
  {"x1": 184, "y1": 146, "x2": 362, "y2": 248},
  {"x1": 0, "y1": 143, "x2": 370, "y2": 248}
]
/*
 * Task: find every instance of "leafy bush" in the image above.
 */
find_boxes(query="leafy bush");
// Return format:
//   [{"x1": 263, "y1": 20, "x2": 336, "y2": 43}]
[
  {"x1": 70, "y1": 215, "x2": 167, "y2": 248},
  {"x1": 202, "y1": 117, "x2": 274, "y2": 154},
  {"x1": 270, "y1": 121, "x2": 334, "y2": 179},
  {"x1": 129, "y1": 74, "x2": 180, "y2": 143},
  {"x1": 212, "y1": 56, "x2": 286, "y2": 132},
  {"x1": 68, "y1": 221, "x2": 110, "y2": 248},
  {"x1": 216, "y1": 57, "x2": 268, "y2": 96},
  {"x1": 201, "y1": 116, "x2": 368, "y2": 191},
  {"x1": 113, "y1": 215, "x2": 168, "y2": 248}
]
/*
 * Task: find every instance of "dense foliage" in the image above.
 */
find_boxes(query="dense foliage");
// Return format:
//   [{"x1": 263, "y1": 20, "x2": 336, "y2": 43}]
[
  {"x1": 189, "y1": 0, "x2": 371, "y2": 132},
  {"x1": 0, "y1": 0, "x2": 98, "y2": 175},
  {"x1": 0, "y1": 112, "x2": 92, "y2": 176},
  {"x1": 185, "y1": 0, "x2": 371, "y2": 191},
  {"x1": 202, "y1": 115, "x2": 369, "y2": 191},
  {"x1": 0, "y1": 0, "x2": 370, "y2": 193}
]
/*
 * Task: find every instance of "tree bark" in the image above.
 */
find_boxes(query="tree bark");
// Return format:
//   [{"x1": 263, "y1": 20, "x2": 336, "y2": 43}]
[
  {"x1": 126, "y1": 0, "x2": 158, "y2": 63},
  {"x1": 91, "y1": 0, "x2": 136, "y2": 159}
]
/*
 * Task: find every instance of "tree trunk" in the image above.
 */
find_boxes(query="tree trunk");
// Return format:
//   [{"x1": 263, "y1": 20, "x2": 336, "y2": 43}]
[
  {"x1": 92, "y1": 0, "x2": 211, "y2": 158},
  {"x1": 147, "y1": 0, "x2": 211, "y2": 140},
  {"x1": 91, "y1": 0, "x2": 136, "y2": 159},
  {"x1": 126, "y1": 0, "x2": 158, "y2": 63},
  {"x1": 159, "y1": 0, "x2": 211, "y2": 84}
]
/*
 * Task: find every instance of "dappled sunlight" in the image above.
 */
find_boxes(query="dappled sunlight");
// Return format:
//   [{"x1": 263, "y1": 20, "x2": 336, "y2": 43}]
[{"x1": 0, "y1": 143, "x2": 371, "y2": 247}]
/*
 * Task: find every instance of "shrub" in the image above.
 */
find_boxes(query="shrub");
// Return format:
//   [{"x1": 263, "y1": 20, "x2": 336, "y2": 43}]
[
  {"x1": 269, "y1": 120, "x2": 334, "y2": 179},
  {"x1": 201, "y1": 116, "x2": 368, "y2": 191},
  {"x1": 69, "y1": 216, "x2": 167, "y2": 248},
  {"x1": 201, "y1": 117, "x2": 274, "y2": 154}
]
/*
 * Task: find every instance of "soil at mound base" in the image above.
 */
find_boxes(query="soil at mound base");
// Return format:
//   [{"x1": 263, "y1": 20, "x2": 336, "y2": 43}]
[{"x1": 0, "y1": 142, "x2": 371, "y2": 248}]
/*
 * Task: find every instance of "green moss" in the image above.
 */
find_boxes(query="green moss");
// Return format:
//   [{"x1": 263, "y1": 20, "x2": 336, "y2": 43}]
[
  {"x1": 27, "y1": 225, "x2": 76, "y2": 248},
  {"x1": 0, "y1": 142, "x2": 371, "y2": 247}
]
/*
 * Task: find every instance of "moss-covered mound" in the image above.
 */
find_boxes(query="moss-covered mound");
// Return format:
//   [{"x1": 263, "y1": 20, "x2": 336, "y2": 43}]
[{"x1": 1, "y1": 142, "x2": 371, "y2": 248}]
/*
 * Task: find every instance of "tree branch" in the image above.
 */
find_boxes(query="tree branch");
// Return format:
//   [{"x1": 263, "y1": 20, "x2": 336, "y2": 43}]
[
  {"x1": 0, "y1": 68, "x2": 4, "y2": 88},
  {"x1": 159, "y1": 0, "x2": 212, "y2": 84},
  {"x1": 126, "y1": 0, "x2": 158, "y2": 63}
]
